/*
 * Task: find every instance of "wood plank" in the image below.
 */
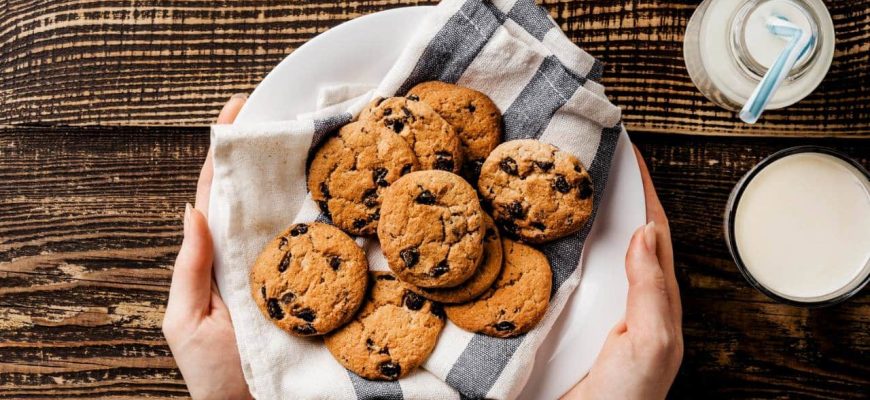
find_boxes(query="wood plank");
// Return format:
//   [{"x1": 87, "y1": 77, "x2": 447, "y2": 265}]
[
  {"x1": 0, "y1": 126, "x2": 203, "y2": 398},
  {"x1": 1, "y1": 125, "x2": 868, "y2": 397},
  {"x1": 1, "y1": 1, "x2": 867, "y2": 137}
]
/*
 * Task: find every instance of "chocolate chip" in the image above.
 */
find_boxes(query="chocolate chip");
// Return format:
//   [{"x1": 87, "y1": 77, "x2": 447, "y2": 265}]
[
  {"x1": 535, "y1": 161, "x2": 554, "y2": 171},
  {"x1": 374, "y1": 97, "x2": 385, "y2": 106},
  {"x1": 383, "y1": 108, "x2": 392, "y2": 116},
  {"x1": 415, "y1": 190, "x2": 436, "y2": 205},
  {"x1": 260, "y1": 286, "x2": 267, "y2": 299},
  {"x1": 400, "y1": 164, "x2": 413, "y2": 176},
  {"x1": 278, "y1": 251, "x2": 292, "y2": 273},
  {"x1": 369, "y1": 209, "x2": 380, "y2": 221},
  {"x1": 373, "y1": 167, "x2": 389, "y2": 187},
  {"x1": 379, "y1": 362, "x2": 401, "y2": 379},
  {"x1": 280, "y1": 291, "x2": 295, "y2": 303},
  {"x1": 317, "y1": 201, "x2": 331, "y2": 219},
  {"x1": 376, "y1": 274, "x2": 396, "y2": 281},
  {"x1": 387, "y1": 119, "x2": 404, "y2": 133},
  {"x1": 329, "y1": 255, "x2": 341, "y2": 270},
  {"x1": 406, "y1": 94, "x2": 419, "y2": 101},
  {"x1": 531, "y1": 221, "x2": 547, "y2": 231},
  {"x1": 293, "y1": 324, "x2": 317, "y2": 335},
  {"x1": 379, "y1": 347, "x2": 390, "y2": 355},
  {"x1": 266, "y1": 299, "x2": 284, "y2": 320},
  {"x1": 400, "y1": 247, "x2": 419, "y2": 268},
  {"x1": 466, "y1": 103, "x2": 476, "y2": 113},
  {"x1": 486, "y1": 228, "x2": 498, "y2": 240},
  {"x1": 403, "y1": 291, "x2": 425, "y2": 311},
  {"x1": 553, "y1": 175, "x2": 572, "y2": 193},
  {"x1": 507, "y1": 200, "x2": 526, "y2": 220},
  {"x1": 290, "y1": 224, "x2": 308, "y2": 236},
  {"x1": 430, "y1": 302, "x2": 446, "y2": 319},
  {"x1": 279, "y1": 237, "x2": 288, "y2": 250},
  {"x1": 401, "y1": 106, "x2": 413, "y2": 118},
  {"x1": 366, "y1": 338, "x2": 375, "y2": 349},
  {"x1": 320, "y1": 182, "x2": 331, "y2": 198},
  {"x1": 362, "y1": 188, "x2": 379, "y2": 208},
  {"x1": 430, "y1": 260, "x2": 449, "y2": 277},
  {"x1": 499, "y1": 157, "x2": 518, "y2": 175},
  {"x1": 579, "y1": 177, "x2": 593, "y2": 199},
  {"x1": 434, "y1": 151, "x2": 454, "y2": 172},
  {"x1": 494, "y1": 321, "x2": 515, "y2": 332},
  {"x1": 293, "y1": 308, "x2": 316, "y2": 322},
  {"x1": 574, "y1": 164, "x2": 582, "y2": 173},
  {"x1": 353, "y1": 219, "x2": 368, "y2": 230}
]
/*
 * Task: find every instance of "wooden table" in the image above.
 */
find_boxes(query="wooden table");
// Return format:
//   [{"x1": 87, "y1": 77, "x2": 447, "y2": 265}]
[{"x1": 1, "y1": 1, "x2": 867, "y2": 398}]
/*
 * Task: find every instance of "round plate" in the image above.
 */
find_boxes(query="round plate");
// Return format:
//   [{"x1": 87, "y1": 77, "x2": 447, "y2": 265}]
[{"x1": 236, "y1": 6, "x2": 643, "y2": 399}]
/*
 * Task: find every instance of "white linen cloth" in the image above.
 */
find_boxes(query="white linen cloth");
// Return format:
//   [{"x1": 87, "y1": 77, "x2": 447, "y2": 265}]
[{"x1": 208, "y1": 0, "x2": 623, "y2": 398}]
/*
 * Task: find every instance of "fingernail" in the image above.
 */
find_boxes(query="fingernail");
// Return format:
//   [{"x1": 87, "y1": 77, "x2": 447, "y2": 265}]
[
  {"x1": 183, "y1": 203, "x2": 192, "y2": 237},
  {"x1": 230, "y1": 93, "x2": 248, "y2": 100},
  {"x1": 643, "y1": 221, "x2": 657, "y2": 253}
]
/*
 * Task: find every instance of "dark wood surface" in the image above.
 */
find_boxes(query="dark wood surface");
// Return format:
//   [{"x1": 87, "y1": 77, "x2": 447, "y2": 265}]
[
  {"x1": 0, "y1": 0, "x2": 867, "y2": 136},
  {"x1": 1, "y1": 1, "x2": 868, "y2": 399}
]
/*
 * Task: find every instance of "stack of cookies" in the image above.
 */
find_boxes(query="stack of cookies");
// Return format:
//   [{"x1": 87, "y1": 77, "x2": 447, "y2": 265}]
[{"x1": 249, "y1": 81, "x2": 595, "y2": 381}]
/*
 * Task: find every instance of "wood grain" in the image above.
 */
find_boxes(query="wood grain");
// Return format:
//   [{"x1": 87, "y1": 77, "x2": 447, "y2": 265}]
[
  {"x1": 2, "y1": 126, "x2": 867, "y2": 398},
  {"x1": 1, "y1": 0, "x2": 868, "y2": 136},
  {"x1": 0, "y1": 126, "x2": 203, "y2": 398}
]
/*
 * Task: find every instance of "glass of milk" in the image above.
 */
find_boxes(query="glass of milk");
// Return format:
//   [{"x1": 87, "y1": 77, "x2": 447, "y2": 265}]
[
  {"x1": 684, "y1": 0, "x2": 835, "y2": 111},
  {"x1": 724, "y1": 147, "x2": 870, "y2": 306}
]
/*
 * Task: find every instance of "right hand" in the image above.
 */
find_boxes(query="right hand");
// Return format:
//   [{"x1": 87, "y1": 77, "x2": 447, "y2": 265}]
[{"x1": 561, "y1": 146, "x2": 683, "y2": 400}]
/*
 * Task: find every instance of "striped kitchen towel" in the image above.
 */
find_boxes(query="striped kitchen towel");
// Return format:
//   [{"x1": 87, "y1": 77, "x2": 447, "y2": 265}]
[{"x1": 208, "y1": 0, "x2": 623, "y2": 399}]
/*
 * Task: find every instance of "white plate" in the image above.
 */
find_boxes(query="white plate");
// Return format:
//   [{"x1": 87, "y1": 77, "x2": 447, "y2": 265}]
[{"x1": 236, "y1": 6, "x2": 644, "y2": 399}]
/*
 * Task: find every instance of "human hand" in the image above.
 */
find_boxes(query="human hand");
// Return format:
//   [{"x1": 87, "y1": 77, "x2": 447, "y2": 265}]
[
  {"x1": 162, "y1": 95, "x2": 252, "y2": 400},
  {"x1": 562, "y1": 147, "x2": 683, "y2": 400}
]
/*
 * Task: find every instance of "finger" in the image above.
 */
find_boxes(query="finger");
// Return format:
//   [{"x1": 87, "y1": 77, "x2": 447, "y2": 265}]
[
  {"x1": 633, "y1": 146, "x2": 682, "y2": 328},
  {"x1": 217, "y1": 93, "x2": 247, "y2": 124},
  {"x1": 624, "y1": 222, "x2": 673, "y2": 333},
  {"x1": 194, "y1": 148, "x2": 214, "y2": 215},
  {"x1": 196, "y1": 94, "x2": 247, "y2": 215},
  {"x1": 167, "y1": 203, "x2": 215, "y2": 317}
]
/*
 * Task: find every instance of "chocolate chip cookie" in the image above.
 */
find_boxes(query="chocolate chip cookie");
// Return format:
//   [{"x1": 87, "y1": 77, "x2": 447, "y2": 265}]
[
  {"x1": 413, "y1": 213, "x2": 503, "y2": 304},
  {"x1": 359, "y1": 96, "x2": 464, "y2": 174},
  {"x1": 478, "y1": 139, "x2": 594, "y2": 243},
  {"x1": 250, "y1": 222, "x2": 369, "y2": 337},
  {"x1": 308, "y1": 121, "x2": 419, "y2": 236},
  {"x1": 445, "y1": 240, "x2": 552, "y2": 338},
  {"x1": 378, "y1": 170, "x2": 485, "y2": 288},
  {"x1": 324, "y1": 272, "x2": 445, "y2": 381},
  {"x1": 407, "y1": 81, "x2": 503, "y2": 181}
]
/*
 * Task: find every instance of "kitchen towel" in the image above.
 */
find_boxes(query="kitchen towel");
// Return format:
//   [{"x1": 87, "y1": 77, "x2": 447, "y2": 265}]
[{"x1": 208, "y1": 0, "x2": 624, "y2": 399}]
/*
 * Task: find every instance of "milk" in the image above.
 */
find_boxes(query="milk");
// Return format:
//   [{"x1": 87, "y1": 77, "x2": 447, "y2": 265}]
[
  {"x1": 684, "y1": 0, "x2": 834, "y2": 111},
  {"x1": 732, "y1": 152, "x2": 870, "y2": 303}
]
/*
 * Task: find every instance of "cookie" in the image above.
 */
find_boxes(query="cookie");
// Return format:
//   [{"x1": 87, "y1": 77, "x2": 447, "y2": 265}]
[
  {"x1": 308, "y1": 121, "x2": 419, "y2": 236},
  {"x1": 478, "y1": 139, "x2": 593, "y2": 243},
  {"x1": 378, "y1": 170, "x2": 485, "y2": 288},
  {"x1": 407, "y1": 81, "x2": 502, "y2": 181},
  {"x1": 324, "y1": 272, "x2": 445, "y2": 381},
  {"x1": 445, "y1": 240, "x2": 551, "y2": 338},
  {"x1": 359, "y1": 96, "x2": 464, "y2": 174},
  {"x1": 413, "y1": 213, "x2": 503, "y2": 304},
  {"x1": 250, "y1": 222, "x2": 369, "y2": 337}
]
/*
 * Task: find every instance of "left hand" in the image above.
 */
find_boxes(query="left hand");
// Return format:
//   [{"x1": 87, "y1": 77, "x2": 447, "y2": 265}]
[{"x1": 162, "y1": 95, "x2": 252, "y2": 400}]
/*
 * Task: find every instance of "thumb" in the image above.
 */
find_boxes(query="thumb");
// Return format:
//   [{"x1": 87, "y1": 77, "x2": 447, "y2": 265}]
[
  {"x1": 624, "y1": 222, "x2": 673, "y2": 333},
  {"x1": 167, "y1": 203, "x2": 215, "y2": 317}
]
